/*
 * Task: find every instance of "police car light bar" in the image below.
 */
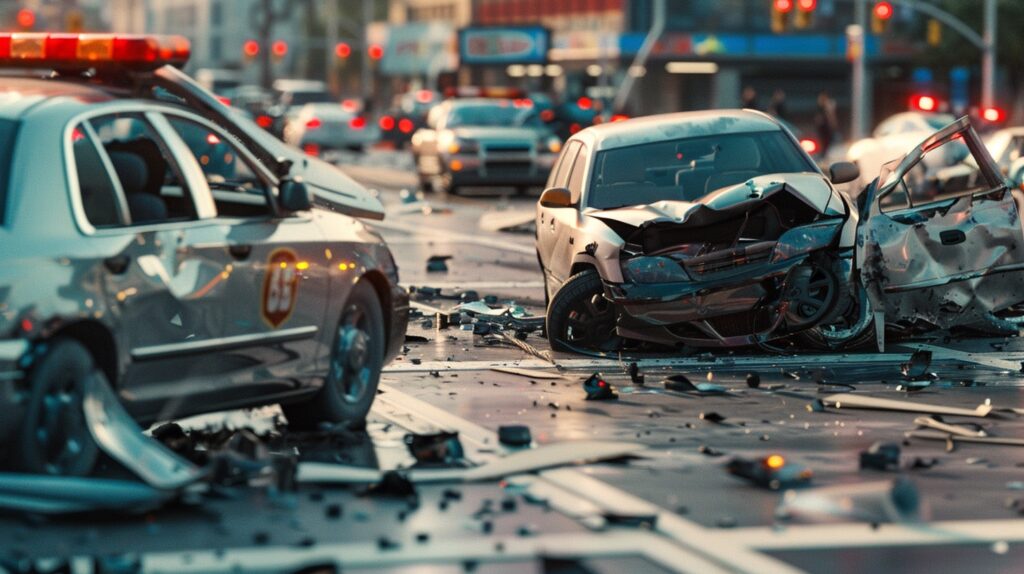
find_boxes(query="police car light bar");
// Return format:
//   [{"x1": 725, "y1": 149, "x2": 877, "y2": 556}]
[{"x1": 0, "y1": 33, "x2": 190, "y2": 70}]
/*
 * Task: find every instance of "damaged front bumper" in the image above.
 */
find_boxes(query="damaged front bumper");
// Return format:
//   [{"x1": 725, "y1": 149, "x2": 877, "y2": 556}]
[{"x1": 606, "y1": 220, "x2": 849, "y2": 347}]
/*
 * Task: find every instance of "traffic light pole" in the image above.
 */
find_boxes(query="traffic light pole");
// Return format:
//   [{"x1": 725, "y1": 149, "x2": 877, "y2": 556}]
[
  {"x1": 850, "y1": 0, "x2": 867, "y2": 141},
  {"x1": 981, "y1": 0, "x2": 996, "y2": 109}
]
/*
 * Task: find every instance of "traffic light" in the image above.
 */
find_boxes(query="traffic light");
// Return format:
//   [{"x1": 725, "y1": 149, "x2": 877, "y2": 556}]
[
  {"x1": 271, "y1": 40, "x2": 288, "y2": 61},
  {"x1": 771, "y1": 0, "x2": 793, "y2": 33},
  {"x1": 16, "y1": 8, "x2": 35, "y2": 30},
  {"x1": 242, "y1": 40, "x2": 259, "y2": 59},
  {"x1": 367, "y1": 44, "x2": 384, "y2": 60},
  {"x1": 794, "y1": 0, "x2": 816, "y2": 29},
  {"x1": 872, "y1": 1, "x2": 893, "y2": 34},
  {"x1": 334, "y1": 42, "x2": 351, "y2": 59},
  {"x1": 927, "y1": 19, "x2": 942, "y2": 46},
  {"x1": 911, "y1": 94, "x2": 938, "y2": 112}
]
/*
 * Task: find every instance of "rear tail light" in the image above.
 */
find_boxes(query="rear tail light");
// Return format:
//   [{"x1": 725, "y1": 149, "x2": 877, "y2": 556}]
[
  {"x1": 540, "y1": 109, "x2": 555, "y2": 122},
  {"x1": 349, "y1": 116, "x2": 366, "y2": 130},
  {"x1": 256, "y1": 115, "x2": 273, "y2": 128},
  {"x1": 610, "y1": 114, "x2": 629, "y2": 122},
  {"x1": 398, "y1": 118, "x2": 414, "y2": 134},
  {"x1": 303, "y1": 143, "x2": 320, "y2": 156},
  {"x1": 379, "y1": 115, "x2": 395, "y2": 131},
  {"x1": 305, "y1": 117, "x2": 322, "y2": 129}
]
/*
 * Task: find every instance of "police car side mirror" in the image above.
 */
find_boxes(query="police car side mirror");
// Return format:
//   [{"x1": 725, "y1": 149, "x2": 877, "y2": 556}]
[
  {"x1": 539, "y1": 187, "x2": 573, "y2": 208},
  {"x1": 829, "y1": 161, "x2": 860, "y2": 185},
  {"x1": 280, "y1": 178, "x2": 312, "y2": 212}
]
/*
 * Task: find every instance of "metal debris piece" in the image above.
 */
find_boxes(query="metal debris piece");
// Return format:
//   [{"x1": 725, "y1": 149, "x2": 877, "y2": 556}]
[
  {"x1": 405, "y1": 431, "x2": 465, "y2": 465},
  {"x1": 700, "y1": 412, "x2": 728, "y2": 424},
  {"x1": 426, "y1": 255, "x2": 452, "y2": 272},
  {"x1": 896, "y1": 380, "x2": 933, "y2": 392},
  {"x1": 0, "y1": 474, "x2": 171, "y2": 515},
  {"x1": 498, "y1": 425, "x2": 532, "y2": 447},
  {"x1": 746, "y1": 372, "x2": 761, "y2": 389},
  {"x1": 726, "y1": 454, "x2": 812, "y2": 490},
  {"x1": 900, "y1": 350, "x2": 934, "y2": 381},
  {"x1": 628, "y1": 362, "x2": 645, "y2": 386},
  {"x1": 83, "y1": 372, "x2": 204, "y2": 490},
  {"x1": 907, "y1": 430, "x2": 1024, "y2": 447},
  {"x1": 362, "y1": 470, "x2": 417, "y2": 499},
  {"x1": 458, "y1": 441, "x2": 644, "y2": 483},
  {"x1": 491, "y1": 367, "x2": 564, "y2": 380},
  {"x1": 698, "y1": 445, "x2": 724, "y2": 457},
  {"x1": 583, "y1": 372, "x2": 618, "y2": 400},
  {"x1": 859, "y1": 442, "x2": 901, "y2": 471},
  {"x1": 663, "y1": 374, "x2": 726, "y2": 395},
  {"x1": 913, "y1": 416, "x2": 987, "y2": 438},
  {"x1": 821, "y1": 394, "x2": 995, "y2": 418},
  {"x1": 776, "y1": 478, "x2": 920, "y2": 524}
]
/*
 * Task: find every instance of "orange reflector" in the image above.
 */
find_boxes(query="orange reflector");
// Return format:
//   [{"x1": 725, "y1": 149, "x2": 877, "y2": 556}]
[{"x1": 450, "y1": 159, "x2": 463, "y2": 172}]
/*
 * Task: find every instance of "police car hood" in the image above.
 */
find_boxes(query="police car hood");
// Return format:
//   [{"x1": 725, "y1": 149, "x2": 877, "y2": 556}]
[
  {"x1": 294, "y1": 152, "x2": 385, "y2": 220},
  {"x1": 590, "y1": 173, "x2": 832, "y2": 232}
]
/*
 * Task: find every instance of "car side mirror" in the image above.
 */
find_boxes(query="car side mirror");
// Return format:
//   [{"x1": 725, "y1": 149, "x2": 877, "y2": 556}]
[
  {"x1": 539, "y1": 187, "x2": 573, "y2": 208},
  {"x1": 280, "y1": 177, "x2": 312, "y2": 212},
  {"x1": 829, "y1": 161, "x2": 860, "y2": 185}
]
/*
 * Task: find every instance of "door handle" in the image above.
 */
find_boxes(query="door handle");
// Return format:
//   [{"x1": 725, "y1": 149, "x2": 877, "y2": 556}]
[
  {"x1": 940, "y1": 229, "x2": 966, "y2": 245},
  {"x1": 229, "y1": 244, "x2": 253, "y2": 260},
  {"x1": 103, "y1": 254, "x2": 131, "y2": 274}
]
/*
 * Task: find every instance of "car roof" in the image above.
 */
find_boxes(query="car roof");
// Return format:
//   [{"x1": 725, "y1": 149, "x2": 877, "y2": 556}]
[
  {"x1": 571, "y1": 109, "x2": 784, "y2": 152},
  {"x1": 0, "y1": 76, "x2": 115, "y2": 120},
  {"x1": 446, "y1": 98, "x2": 515, "y2": 108}
]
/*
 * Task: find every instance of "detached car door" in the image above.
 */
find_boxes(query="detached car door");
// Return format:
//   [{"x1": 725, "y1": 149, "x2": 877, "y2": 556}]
[{"x1": 858, "y1": 117, "x2": 1024, "y2": 329}]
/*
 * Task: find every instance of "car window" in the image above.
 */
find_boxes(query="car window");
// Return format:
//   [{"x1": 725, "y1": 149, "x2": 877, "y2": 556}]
[
  {"x1": 71, "y1": 128, "x2": 128, "y2": 228},
  {"x1": 446, "y1": 104, "x2": 534, "y2": 128},
  {"x1": 882, "y1": 136, "x2": 993, "y2": 213},
  {"x1": 0, "y1": 119, "x2": 16, "y2": 225},
  {"x1": 85, "y1": 113, "x2": 198, "y2": 225},
  {"x1": 566, "y1": 144, "x2": 588, "y2": 205},
  {"x1": 165, "y1": 116, "x2": 272, "y2": 218},
  {"x1": 550, "y1": 141, "x2": 580, "y2": 190}
]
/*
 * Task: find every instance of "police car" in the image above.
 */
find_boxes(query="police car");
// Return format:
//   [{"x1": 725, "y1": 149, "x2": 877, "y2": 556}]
[{"x1": 0, "y1": 34, "x2": 409, "y2": 475}]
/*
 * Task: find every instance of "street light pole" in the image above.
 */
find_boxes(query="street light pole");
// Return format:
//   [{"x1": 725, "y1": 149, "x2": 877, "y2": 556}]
[
  {"x1": 326, "y1": 0, "x2": 338, "y2": 88},
  {"x1": 361, "y1": 0, "x2": 372, "y2": 105},
  {"x1": 981, "y1": 0, "x2": 996, "y2": 108},
  {"x1": 850, "y1": 0, "x2": 867, "y2": 141}
]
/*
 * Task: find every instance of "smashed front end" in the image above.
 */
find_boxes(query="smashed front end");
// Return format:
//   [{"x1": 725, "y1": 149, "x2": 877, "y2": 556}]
[{"x1": 598, "y1": 174, "x2": 855, "y2": 347}]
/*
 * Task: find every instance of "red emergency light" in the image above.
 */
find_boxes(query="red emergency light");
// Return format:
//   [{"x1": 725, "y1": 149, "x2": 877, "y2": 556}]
[
  {"x1": 982, "y1": 107, "x2": 1006, "y2": 123},
  {"x1": 912, "y1": 94, "x2": 937, "y2": 112},
  {"x1": 0, "y1": 33, "x2": 190, "y2": 70}
]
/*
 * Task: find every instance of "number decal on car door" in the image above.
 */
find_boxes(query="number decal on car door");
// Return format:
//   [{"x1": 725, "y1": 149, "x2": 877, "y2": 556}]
[{"x1": 262, "y1": 248, "x2": 299, "y2": 328}]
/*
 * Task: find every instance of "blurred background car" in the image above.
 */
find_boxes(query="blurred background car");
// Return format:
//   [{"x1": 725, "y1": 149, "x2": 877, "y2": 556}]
[
  {"x1": 410, "y1": 97, "x2": 562, "y2": 194},
  {"x1": 284, "y1": 102, "x2": 380, "y2": 155},
  {"x1": 846, "y1": 111, "x2": 957, "y2": 193},
  {"x1": 378, "y1": 89, "x2": 442, "y2": 149},
  {"x1": 265, "y1": 79, "x2": 338, "y2": 138}
]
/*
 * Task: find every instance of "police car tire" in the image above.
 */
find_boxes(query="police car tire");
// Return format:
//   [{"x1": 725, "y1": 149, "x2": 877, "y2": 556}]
[
  {"x1": 284, "y1": 281, "x2": 384, "y2": 430},
  {"x1": 15, "y1": 339, "x2": 100, "y2": 476}
]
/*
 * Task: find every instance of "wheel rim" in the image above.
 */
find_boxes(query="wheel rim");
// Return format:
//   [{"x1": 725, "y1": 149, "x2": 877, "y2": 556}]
[
  {"x1": 793, "y1": 267, "x2": 836, "y2": 324},
  {"x1": 563, "y1": 292, "x2": 620, "y2": 351},
  {"x1": 820, "y1": 283, "x2": 873, "y2": 342},
  {"x1": 35, "y1": 375, "x2": 88, "y2": 475},
  {"x1": 332, "y1": 305, "x2": 373, "y2": 405}
]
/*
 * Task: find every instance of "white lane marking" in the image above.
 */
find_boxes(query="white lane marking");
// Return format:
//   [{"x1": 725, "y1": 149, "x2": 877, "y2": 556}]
[
  {"x1": 714, "y1": 519, "x2": 1024, "y2": 550},
  {"x1": 371, "y1": 219, "x2": 536, "y2": 256},
  {"x1": 375, "y1": 383, "x2": 803, "y2": 574},
  {"x1": 903, "y1": 343, "x2": 1022, "y2": 371},
  {"x1": 141, "y1": 531, "x2": 732, "y2": 574}
]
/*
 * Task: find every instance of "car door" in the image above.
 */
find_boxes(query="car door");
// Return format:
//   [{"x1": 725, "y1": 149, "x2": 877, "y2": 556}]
[
  {"x1": 858, "y1": 117, "x2": 1024, "y2": 329},
  {"x1": 157, "y1": 111, "x2": 331, "y2": 397},
  {"x1": 538, "y1": 141, "x2": 582, "y2": 289}
]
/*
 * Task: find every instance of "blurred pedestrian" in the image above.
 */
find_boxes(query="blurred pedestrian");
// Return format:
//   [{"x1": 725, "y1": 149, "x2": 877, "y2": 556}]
[
  {"x1": 768, "y1": 88, "x2": 787, "y2": 119},
  {"x1": 814, "y1": 91, "x2": 838, "y2": 156},
  {"x1": 741, "y1": 86, "x2": 759, "y2": 110}
]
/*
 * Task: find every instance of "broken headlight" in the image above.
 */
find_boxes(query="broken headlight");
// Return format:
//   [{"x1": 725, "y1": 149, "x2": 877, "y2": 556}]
[
  {"x1": 771, "y1": 220, "x2": 843, "y2": 262},
  {"x1": 621, "y1": 256, "x2": 690, "y2": 284}
]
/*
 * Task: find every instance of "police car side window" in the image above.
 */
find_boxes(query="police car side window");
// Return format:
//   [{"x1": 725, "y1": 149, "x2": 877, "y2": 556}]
[
  {"x1": 87, "y1": 114, "x2": 198, "y2": 225},
  {"x1": 165, "y1": 117, "x2": 271, "y2": 218},
  {"x1": 71, "y1": 128, "x2": 127, "y2": 228}
]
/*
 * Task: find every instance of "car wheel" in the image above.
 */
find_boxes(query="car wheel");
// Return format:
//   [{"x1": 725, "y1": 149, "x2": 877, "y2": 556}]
[
  {"x1": 546, "y1": 269, "x2": 622, "y2": 353},
  {"x1": 970, "y1": 304, "x2": 1024, "y2": 336},
  {"x1": 15, "y1": 339, "x2": 101, "y2": 476},
  {"x1": 283, "y1": 281, "x2": 385, "y2": 430},
  {"x1": 797, "y1": 280, "x2": 876, "y2": 350}
]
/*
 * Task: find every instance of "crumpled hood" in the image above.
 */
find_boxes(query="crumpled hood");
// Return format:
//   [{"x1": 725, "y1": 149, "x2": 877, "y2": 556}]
[
  {"x1": 452, "y1": 126, "x2": 543, "y2": 144},
  {"x1": 589, "y1": 173, "x2": 834, "y2": 232}
]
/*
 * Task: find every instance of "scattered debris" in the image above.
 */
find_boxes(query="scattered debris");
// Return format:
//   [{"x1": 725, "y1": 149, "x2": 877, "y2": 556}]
[
  {"x1": 0, "y1": 474, "x2": 171, "y2": 515},
  {"x1": 700, "y1": 412, "x2": 728, "y2": 424},
  {"x1": 583, "y1": 372, "x2": 618, "y2": 400},
  {"x1": 426, "y1": 255, "x2": 452, "y2": 272},
  {"x1": 907, "y1": 430, "x2": 1024, "y2": 448},
  {"x1": 822, "y1": 394, "x2": 995, "y2": 418},
  {"x1": 912, "y1": 416, "x2": 987, "y2": 438},
  {"x1": 628, "y1": 362, "x2": 645, "y2": 386},
  {"x1": 478, "y1": 210, "x2": 536, "y2": 233},
  {"x1": 663, "y1": 374, "x2": 726, "y2": 395},
  {"x1": 776, "y1": 478, "x2": 920, "y2": 524},
  {"x1": 491, "y1": 367, "x2": 564, "y2": 380},
  {"x1": 746, "y1": 372, "x2": 761, "y2": 389},
  {"x1": 859, "y1": 442, "x2": 901, "y2": 471},
  {"x1": 726, "y1": 454, "x2": 812, "y2": 490},
  {"x1": 405, "y1": 431, "x2": 465, "y2": 465},
  {"x1": 498, "y1": 425, "x2": 533, "y2": 447},
  {"x1": 698, "y1": 445, "x2": 725, "y2": 457},
  {"x1": 900, "y1": 350, "x2": 934, "y2": 381},
  {"x1": 362, "y1": 471, "x2": 417, "y2": 499}
]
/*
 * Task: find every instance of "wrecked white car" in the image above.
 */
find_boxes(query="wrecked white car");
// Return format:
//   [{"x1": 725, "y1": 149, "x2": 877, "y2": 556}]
[{"x1": 536, "y1": 111, "x2": 1020, "y2": 352}]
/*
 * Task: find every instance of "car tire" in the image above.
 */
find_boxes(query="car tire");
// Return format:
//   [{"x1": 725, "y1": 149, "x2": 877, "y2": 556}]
[
  {"x1": 797, "y1": 281, "x2": 876, "y2": 351},
  {"x1": 283, "y1": 281, "x2": 385, "y2": 430},
  {"x1": 546, "y1": 269, "x2": 622, "y2": 353},
  {"x1": 14, "y1": 339, "x2": 101, "y2": 476}
]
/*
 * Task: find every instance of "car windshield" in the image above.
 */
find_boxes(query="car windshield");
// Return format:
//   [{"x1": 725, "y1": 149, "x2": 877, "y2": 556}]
[
  {"x1": 0, "y1": 119, "x2": 15, "y2": 225},
  {"x1": 446, "y1": 104, "x2": 540, "y2": 128},
  {"x1": 588, "y1": 131, "x2": 816, "y2": 210},
  {"x1": 285, "y1": 90, "x2": 335, "y2": 106}
]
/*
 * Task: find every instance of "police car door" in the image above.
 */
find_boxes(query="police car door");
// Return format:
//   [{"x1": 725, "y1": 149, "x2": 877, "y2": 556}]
[
  {"x1": 158, "y1": 111, "x2": 330, "y2": 390},
  {"x1": 859, "y1": 117, "x2": 1024, "y2": 329}
]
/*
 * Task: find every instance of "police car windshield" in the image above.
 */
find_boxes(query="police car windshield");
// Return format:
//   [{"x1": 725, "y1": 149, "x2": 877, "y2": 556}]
[
  {"x1": 0, "y1": 120, "x2": 15, "y2": 225},
  {"x1": 589, "y1": 131, "x2": 815, "y2": 210},
  {"x1": 447, "y1": 104, "x2": 538, "y2": 128}
]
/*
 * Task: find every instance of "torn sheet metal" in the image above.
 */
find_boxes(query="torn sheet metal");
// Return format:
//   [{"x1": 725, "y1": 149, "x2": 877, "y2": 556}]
[
  {"x1": 776, "y1": 478, "x2": 920, "y2": 524},
  {"x1": 821, "y1": 394, "x2": 995, "y2": 418},
  {"x1": 83, "y1": 372, "x2": 204, "y2": 490},
  {"x1": 0, "y1": 474, "x2": 170, "y2": 515}
]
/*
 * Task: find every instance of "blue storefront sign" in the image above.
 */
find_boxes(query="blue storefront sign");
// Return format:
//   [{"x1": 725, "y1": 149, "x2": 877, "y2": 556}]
[{"x1": 459, "y1": 26, "x2": 549, "y2": 65}]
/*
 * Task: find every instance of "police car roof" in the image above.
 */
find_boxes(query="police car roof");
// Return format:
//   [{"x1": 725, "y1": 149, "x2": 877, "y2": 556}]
[
  {"x1": 573, "y1": 109, "x2": 785, "y2": 152},
  {"x1": 0, "y1": 75, "x2": 116, "y2": 120}
]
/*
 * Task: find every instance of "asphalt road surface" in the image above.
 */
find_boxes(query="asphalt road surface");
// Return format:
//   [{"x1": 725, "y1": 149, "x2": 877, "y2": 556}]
[{"x1": 5, "y1": 149, "x2": 1024, "y2": 574}]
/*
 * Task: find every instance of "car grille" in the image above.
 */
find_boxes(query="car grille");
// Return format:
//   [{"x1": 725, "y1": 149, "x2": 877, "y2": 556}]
[
  {"x1": 683, "y1": 241, "x2": 775, "y2": 277},
  {"x1": 485, "y1": 144, "x2": 531, "y2": 153}
]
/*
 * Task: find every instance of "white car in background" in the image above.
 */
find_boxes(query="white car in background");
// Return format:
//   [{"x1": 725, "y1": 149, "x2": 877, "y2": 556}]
[{"x1": 846, "y1": 111, "x2": 956, "y2": 195}]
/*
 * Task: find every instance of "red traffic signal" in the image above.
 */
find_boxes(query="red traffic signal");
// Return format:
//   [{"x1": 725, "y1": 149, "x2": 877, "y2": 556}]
[
  {"x1": 16, "y1": 8, "x2": 35, "y2": 29},
  {"x1": 797, "y1": 0, "x2": 817, "y2": 11},
  {"x1": 912, "y1": 94, "x2": 938, "y2": 112},
  {"x1": 271, "y1": 40, "x2": 288, "y2": 57},
  {"x1": 334, "y1": 42, "x2": 351, "y2": 58},
  {"x1": 774, "y1": 0, "x2": 794, "y2": 13},
  {"x1": 983, "y1": 107, "x2": 1006, "y2": 123},
  {"x1": 368, "y1": 44, "x2": 384, "y2": 60},
  {"x1": 873, "y1": 1, "x2": 893, "y2": 20},
  {"x1": 242, "y1": 40, "x2": 259, "y2": 57}
]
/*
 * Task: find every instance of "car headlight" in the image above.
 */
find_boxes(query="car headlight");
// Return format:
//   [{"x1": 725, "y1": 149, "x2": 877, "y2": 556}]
[
  {"x1": 538, "y1": 136, "x2": 562, "y2": 154},
  {"x1": 439, "y1": 132, "x2": 477, "y2": 155},
  {"x1": 621, "y1": 256, "x2": 690, "y2": 284},
  {"x1": 771, "y1": 220, "x2": 843, "y2": 262}
]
